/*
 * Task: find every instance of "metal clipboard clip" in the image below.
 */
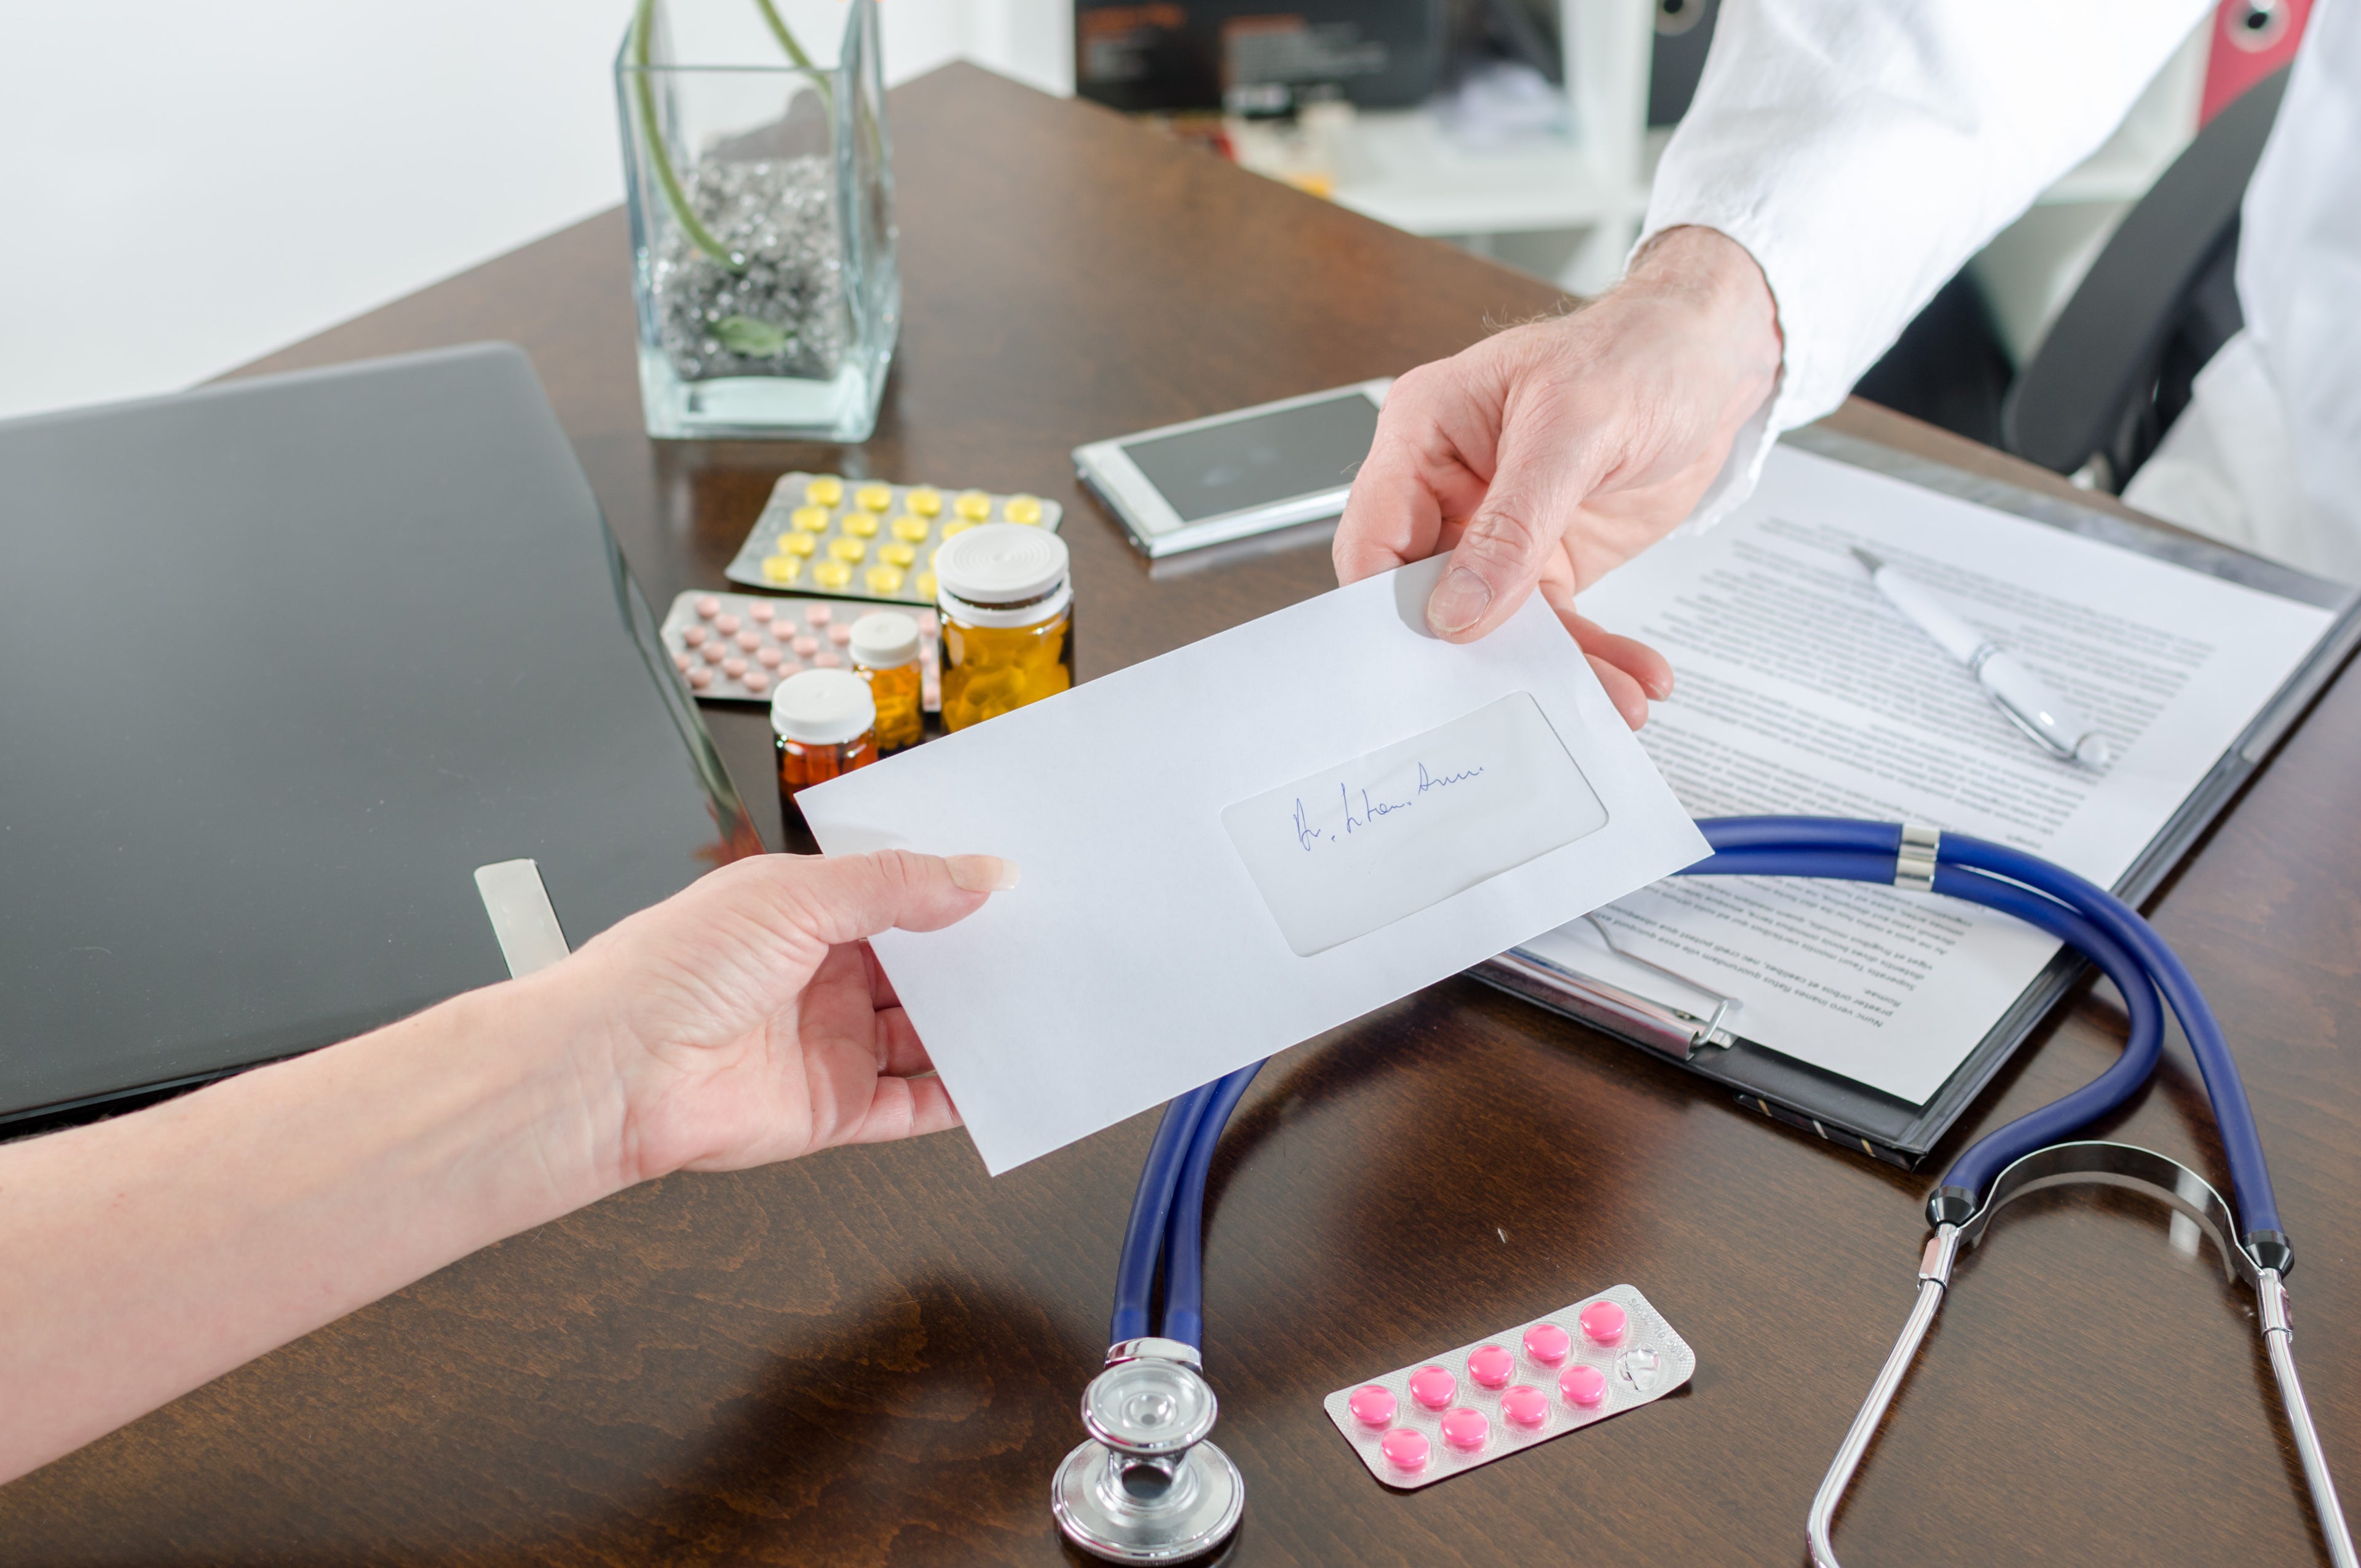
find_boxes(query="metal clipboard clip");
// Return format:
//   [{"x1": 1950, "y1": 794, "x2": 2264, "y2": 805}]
[{"x1": 1481, "y1": 914, "x2": 1743, "y2": 1063}]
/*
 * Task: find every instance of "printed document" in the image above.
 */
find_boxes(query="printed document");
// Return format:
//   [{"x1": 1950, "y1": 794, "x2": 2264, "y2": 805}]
[
  {"x1": 800, "y1": 558, "x2": 1707, "y2": 1173},
  {"x1": 1542, "y1": 445, "x2": 2334, "y2": 1104}
]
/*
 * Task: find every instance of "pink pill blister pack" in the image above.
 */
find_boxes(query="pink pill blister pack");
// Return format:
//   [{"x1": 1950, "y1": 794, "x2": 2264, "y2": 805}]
[
  {"x1": 659, "y1": 590, "x2": 941, "y2": 711},
  {"x1": 1323, "y1": 1283, "x2": 1694, "y2": 1490}
]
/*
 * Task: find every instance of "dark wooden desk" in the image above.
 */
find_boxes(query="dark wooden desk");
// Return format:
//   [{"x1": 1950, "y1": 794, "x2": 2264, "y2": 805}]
[{"x1": 7, "y1": 64, "x2": 2358, "y2": 1567}]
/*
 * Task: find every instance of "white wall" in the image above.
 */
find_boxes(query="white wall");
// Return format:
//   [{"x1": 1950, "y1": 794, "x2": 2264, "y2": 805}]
[{"x1": 0, "y1": 1, "x2": 1070, "y2": 423}]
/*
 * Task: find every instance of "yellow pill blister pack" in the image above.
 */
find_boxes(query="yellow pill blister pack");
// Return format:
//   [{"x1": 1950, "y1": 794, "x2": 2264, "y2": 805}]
[{"x1": 724, "y1": 472, "x2": 1064, "y2": 606}]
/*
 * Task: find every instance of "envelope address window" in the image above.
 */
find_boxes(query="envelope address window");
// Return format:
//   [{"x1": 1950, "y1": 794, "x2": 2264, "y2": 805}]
[{"x1": 1220, "y1": 692, "x2": 1610, "y2": 956}]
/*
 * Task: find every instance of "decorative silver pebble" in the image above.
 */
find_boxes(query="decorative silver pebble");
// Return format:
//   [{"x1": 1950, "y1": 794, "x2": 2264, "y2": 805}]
[{"x1": 650, "y1": 154, "x2": 849, "y2": 384}]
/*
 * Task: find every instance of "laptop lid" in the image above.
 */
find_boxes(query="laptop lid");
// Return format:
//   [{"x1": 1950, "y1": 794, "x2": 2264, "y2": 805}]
[{"x1": 0, "y1": 344, "x2": 753, "y2": 1124}]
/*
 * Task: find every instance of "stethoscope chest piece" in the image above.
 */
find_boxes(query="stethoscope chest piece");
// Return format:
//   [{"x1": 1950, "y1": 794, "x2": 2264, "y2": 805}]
[{"x1": 1053, "y1": 1339, "x2": 1244, "y2": 1563}]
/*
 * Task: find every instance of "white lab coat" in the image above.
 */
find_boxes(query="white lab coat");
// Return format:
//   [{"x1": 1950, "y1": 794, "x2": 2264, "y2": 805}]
[{"x1": 1641, "y1": 0, "x2": 2361, "y2": 584}]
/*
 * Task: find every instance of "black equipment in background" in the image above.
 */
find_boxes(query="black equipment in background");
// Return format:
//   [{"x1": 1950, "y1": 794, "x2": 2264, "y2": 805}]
[{"x1": 1075, "y1": 1, "x2": 1447, "y2": 116}]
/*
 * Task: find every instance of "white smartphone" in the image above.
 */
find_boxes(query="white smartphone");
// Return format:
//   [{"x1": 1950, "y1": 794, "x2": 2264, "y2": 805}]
[{"x1": 1072, "y1": 379, "x2": 1390, "y2": 558}]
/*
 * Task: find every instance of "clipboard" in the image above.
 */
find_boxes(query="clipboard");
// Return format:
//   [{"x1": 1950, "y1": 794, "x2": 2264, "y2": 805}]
[{"x1": 1468, "y1": 422, "x2": 2361, "y2": 1168}]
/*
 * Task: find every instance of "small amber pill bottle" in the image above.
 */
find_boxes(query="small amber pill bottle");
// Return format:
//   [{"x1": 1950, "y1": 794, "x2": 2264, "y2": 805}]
[
  {"x1": 850, "y1": 611, "x2": 925, "y2": 752},
  {"x1": 772, "y1": 668, "x2": 877, "y2": 832},
  {"x1": 934, "y1": 524, "x2": 1074, "y2": 732}
]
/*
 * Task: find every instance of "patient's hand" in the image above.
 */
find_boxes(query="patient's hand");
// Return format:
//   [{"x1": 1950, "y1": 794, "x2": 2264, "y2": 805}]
[
  {"x1": 1334, "y1": 225, "x2": 1782, "y2": 727},
  {"x1": 544, "y1": 849, "x2": 1018, "y2": 1185},
  {"x1": 0, "y1": 845, "x2": 1018, "y2": 1485}
]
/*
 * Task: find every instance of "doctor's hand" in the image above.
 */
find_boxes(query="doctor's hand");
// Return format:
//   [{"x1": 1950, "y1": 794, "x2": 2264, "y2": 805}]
[
  {"x1": 1335, "y1": 225, "x2": 1782, "y2": 727},
  {"x1": 534, "y1": 848, "x2": 1019, "y2": 1188}
]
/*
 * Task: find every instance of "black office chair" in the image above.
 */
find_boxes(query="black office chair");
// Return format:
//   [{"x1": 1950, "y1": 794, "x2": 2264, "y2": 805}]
[
  {"x1": 2000, "y1": 68, "x2": 2290, "y2": 491},
  {"x1": 1854, "y1": 69, "x2": 2290, "y2": 491}
]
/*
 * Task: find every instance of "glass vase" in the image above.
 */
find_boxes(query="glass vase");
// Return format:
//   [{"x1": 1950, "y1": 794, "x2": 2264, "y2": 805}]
[{"x1": 615, "y1": 0, "x2": 898, "y2": 442}]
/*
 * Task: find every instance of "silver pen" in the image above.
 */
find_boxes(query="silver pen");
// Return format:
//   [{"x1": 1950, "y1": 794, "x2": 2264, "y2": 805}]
[{"x1": 1851, "y1": 546, "x2": 2111, "y2": 767}]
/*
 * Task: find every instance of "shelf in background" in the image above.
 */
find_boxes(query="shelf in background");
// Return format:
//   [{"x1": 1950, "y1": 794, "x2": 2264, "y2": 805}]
[{"x1": 1326, "y1": 108, "x2": 1646, "y2": 238}]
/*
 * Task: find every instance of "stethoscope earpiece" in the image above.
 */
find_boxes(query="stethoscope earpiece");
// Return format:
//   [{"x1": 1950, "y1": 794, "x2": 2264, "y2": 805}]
[{"x1": 1809, "y1": 1141, "x2": 2353, "y2": 1566}]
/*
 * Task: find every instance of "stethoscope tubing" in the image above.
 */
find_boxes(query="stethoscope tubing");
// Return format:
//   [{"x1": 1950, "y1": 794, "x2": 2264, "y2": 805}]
[
  {"x1": 1108, "y1": 1066, "x2": 1259, "y2": 1347},
  {"x1": 1109, "y1": 1078, "x2": 1219, "y2": 1345},
  {"x1": 1680, "y1": 843, "x2": 2167, "y2": 1204},
  {"x1": 1159, "y1": 1060, "x2": 1263, "y2": 1349},
  {"x1": 1113, "y1": 815, "x2": 2264, "y2": 1348},
  {"x1": 1687, "y1": 816, "x2": 2280, "y2": 1243}
]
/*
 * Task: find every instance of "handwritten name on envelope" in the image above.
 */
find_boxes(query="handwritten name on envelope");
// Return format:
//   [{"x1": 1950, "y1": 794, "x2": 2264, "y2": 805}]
[{"x1": 1224, "y1": 694, "x2": 1608, "y2": 955}]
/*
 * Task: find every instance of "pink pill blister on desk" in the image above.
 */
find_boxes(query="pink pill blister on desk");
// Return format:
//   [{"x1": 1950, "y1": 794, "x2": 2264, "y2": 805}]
[
  {"x1": 658, "y1": 589, "x2": 943, "y2": 715},
  {"x1": 1580, "y1": 1299, "x2": 1626, "y2": 1345},
  {"x1": 1523, "y1": 1323, "x2": 1571, "y2": 1366},
  {"x1": 1560, "y1": 1365, "x2": 1607, "y2": 1408},
  {"x1": 1439, "y1": 1408, "x2": 1489, "y2": 1453},
  {"x1": 1501, "y1": 1385, "x2": 1549, "y2": 1429},
  {"x1": 1320, "y1": 1283, "x2": 1694, "y2": 1491},
  {"x1": 915, "y1": 609, "x2": 943, "y2": 709},
  {"x1": 1379, "y1": 1428, "x2": 1429, "y2": 1474}
]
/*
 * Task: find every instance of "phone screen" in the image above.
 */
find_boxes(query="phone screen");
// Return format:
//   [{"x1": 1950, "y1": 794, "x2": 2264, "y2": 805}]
[{"x1": 1120, "y1": 392, "x2": 1382, "y2": 523}]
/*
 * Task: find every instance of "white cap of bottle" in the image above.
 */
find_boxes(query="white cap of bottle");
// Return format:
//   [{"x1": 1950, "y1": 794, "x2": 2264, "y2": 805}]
[
  {"x1": 935, "y1": 524, "x2": 1071, "y2": 628},
  {"x1": 848, "y1": 610, "x2": 921, "y2": 669},
  {"x1": 770, "y1": 668, "x2": 876, "y2": 745}
]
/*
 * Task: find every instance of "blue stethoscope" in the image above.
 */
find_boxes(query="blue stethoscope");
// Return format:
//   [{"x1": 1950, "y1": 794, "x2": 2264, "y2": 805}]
[{"x1": 1050, "y1": 816, "x2": 2358, "y2": 1566}]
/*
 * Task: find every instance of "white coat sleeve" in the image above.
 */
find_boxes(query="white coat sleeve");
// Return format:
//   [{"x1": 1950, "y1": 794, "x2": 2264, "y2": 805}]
[
  {"x1": 1641, "y1": 0, "x2": 2215, "y2": 529},
  {"x1": 2236, "y1": 0, "x2": 2361, "y2": 571}
]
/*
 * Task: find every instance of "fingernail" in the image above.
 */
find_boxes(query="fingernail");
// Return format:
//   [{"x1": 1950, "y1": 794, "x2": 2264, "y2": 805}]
[
  {"x1": 948, "y1": 855, "x2": 1021, "y2": 893},
  {"x1": 1647, "y1": 672, "x2": 1674, "y2": 700},
  {"x1": 1427, "y1": 568, "x2": 1493, "y2": 635}
]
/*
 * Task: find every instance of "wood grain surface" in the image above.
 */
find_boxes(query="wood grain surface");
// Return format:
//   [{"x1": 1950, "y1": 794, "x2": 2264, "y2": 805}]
[{"x1": 6, "y1": 64, "x2": 2357, "y2": 1567}]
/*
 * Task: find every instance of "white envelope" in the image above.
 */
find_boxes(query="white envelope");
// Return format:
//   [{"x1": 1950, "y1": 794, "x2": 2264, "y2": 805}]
[{"x1": 799, "y1": 558, "x2": 1708, "y2": 1173}]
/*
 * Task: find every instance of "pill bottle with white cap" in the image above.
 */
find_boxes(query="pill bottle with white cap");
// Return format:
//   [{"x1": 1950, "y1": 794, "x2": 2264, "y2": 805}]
[
  {"x1": 772, "y1": 667, "x2": 877, "y2": 811},
  {"x1": 848, "y1": 610, "x2": 924, "y2": 752},
  {"x1": 933, "y1": 523, "x2": 1073, "y2": 731}
]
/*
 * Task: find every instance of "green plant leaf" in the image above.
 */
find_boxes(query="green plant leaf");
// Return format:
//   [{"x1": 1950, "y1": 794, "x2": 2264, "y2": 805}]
[
  {"x1": 628, "y1": 0, "x2": 825, "y2": 275},
  {"x1": 714, "y1": 314, "x2": 793, "y2": 355}
]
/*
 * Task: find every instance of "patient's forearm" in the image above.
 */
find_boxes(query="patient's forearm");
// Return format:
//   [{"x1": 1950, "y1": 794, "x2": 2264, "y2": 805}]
[{"x1": 0, "y1": 973, "x2": 618, "y2": 1484}]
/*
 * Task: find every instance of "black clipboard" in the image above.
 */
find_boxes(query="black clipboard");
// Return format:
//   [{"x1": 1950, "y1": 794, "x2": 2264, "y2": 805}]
[{"x1": 1469, "y1": 422, "x2": 2361, "y2": 1168}]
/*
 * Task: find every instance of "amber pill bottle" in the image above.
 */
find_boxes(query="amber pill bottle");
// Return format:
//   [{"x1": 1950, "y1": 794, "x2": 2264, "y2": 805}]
[
  {"x1": 934, "y1": 525, "x2": 1073, "y2": 732},
  {"x1": 772, "y1": 668, "x2": 877, "y2": 850},
  {"x1": 848, "y1": 611, "x2": 925, "y2": 752}
]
